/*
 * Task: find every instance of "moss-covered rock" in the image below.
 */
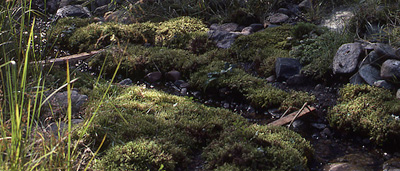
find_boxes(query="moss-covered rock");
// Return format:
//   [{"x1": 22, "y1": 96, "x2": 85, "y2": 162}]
[
  {"x1": 83, "y1": 84, "x2": 312, "y2": 170},
  {"x1": 230, "y1": 25, "x2": 293, "y2": 76},
  {"x1": 328, "y1": 84, "x2": 400, "y2": 145}
]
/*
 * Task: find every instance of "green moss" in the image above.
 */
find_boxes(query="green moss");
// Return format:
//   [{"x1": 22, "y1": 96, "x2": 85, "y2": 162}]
[
  {"x1": 89, "y1": 44, "x2": 209, "y2": 79},
  {"x1": 83, "y1": 84, "x2": 313, "y2": 170},
  {"x1": 290, "y1": 31, "x2": 353, "y2": 80},
  {"x1": 328, "y1": 84, "x2": 400, "y2": 145},
  {"x1": 48, "y1": 17, "x2": 94, "y2": 50},
  {"x1": 231, "y1": 25, "x2": 293, "y2": 76},
  {"x1": 189, "y1": 60, "x2": 312, "y2": 109},
  {"x1": 155, "y1": 16, "x2": 209, "y2": 48},
  {"x1": 67, "y1": 16, "x2": 212, "y2": 53},
  {"x1": 69, "y1": 22, "x2": 156, "y2": 52},
  {"x1": 203, "y1": 125, "x2": 313, "y2": 170},
  {"x1": 279, "y1": 90, "x2": 316, "y2": 112},
  {"x1": 97, "y1": 138, "x2": 176, "y2": 171},
  {"x1": 291, "y1": 22, "x2": 326, "y2": 40}
]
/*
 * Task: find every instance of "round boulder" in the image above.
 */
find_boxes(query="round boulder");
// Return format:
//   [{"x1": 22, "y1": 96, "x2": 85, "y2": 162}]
[
  {"x1": 381, "y1": 59, "x2": 400, "y2": 82},
  {"x1": 332, "y1": 43, "x2": 363, "y2": 74}
]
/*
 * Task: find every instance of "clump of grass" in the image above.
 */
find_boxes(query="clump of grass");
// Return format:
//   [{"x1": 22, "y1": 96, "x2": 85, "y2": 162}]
[{"x1": 328, "y1": 84, "x2": 400, "y2": 145}]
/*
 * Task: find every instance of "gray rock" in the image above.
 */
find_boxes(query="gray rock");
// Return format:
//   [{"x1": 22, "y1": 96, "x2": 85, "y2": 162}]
[
  {"x1": 299, "y1": 0, "x2": 312, "y2": 10},
  {"x1": 333, "y1": 43, "x2": 363, "y2": 74},
  {"x1": 45, "y1": 119, "x2": 83, "y2": 137},
  {"x1": 323, "y1": 163, "x2": 366, "y2": 171},
  {"x1": 374, "y1": 80, "x2": 395, "y2": 90},
  {"x1": 350, "y1": 73, "x2": 366, "y2": 85},
  {"x1": 210, "y1": 23, "x2": 240, "y2": 32},
  {"x1": 104, "y1": 10, "x2": 135, "y2": 24},
  {"x1": 268, "y1": 13, "x2": 289, "y2": 24},
  {"x1": 374, "y1": 43, "x2": 399, "y2": 60},
  {"x1": 56, "y1": 5, "x2": 92, "y2": 18},
  {"x1": 360, "y1": 50, "x2": 381, "y2": 66},
  {"x1": 383, "y1": 158, "x2": 400, "y2": 171},
  {"x1": 397, "y1": 89, "x2": 400, "y2": 99},
  {"x1": 275, "y1": 58, "x2": 302, "y2": 81},
  {"x1": 208, "y1": 30, "x2": 240, "y2": 49},
  {"x1": 277, "y1": 8, "x2": 292, "y2": 15},
  {"x1": 358, "y1": 64, "x2": 382, "y2": 86},
  {"x1": 381, "y1": 59, "x2": 400, "y2": 82},
  {"x1": 145, "y1": 72, "x2": 162, "y2": 82},
  {"x1": 165, "y1": 70, "x2": 181, "y2": 81},
  {"x1": 31, "y1": 0, "x2": 60, "y2": 14},
  {"x1": 241, "y1": 23, "x2": 264, "y2": 35},
  {"x1": 266, "y1": 75, "x2": 276, "y2": 82},
  {"x1": 41, "y1": 90, "x2": 88, "y2": 122},
  {"x1": 119, "y1": 78, "x2": 133, "y2": 85}
]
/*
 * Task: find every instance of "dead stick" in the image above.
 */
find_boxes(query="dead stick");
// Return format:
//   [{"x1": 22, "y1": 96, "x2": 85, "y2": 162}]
[{"x1": 287, "y1": 102, "x2": 308, "y2": 128}]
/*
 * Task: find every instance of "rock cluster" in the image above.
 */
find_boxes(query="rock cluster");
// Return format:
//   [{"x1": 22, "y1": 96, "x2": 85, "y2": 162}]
[{"x1": 333, "y1": 42, "x2": 400, "y2": 91}]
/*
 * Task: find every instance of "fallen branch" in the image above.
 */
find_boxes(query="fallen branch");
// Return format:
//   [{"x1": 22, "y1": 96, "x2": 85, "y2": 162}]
[
  {"x1": 33, "y1": 49, "x2": 104, "y2": 65},
  {"x1": 268, "y1": 105, "x2": 316, "y2": 126}
]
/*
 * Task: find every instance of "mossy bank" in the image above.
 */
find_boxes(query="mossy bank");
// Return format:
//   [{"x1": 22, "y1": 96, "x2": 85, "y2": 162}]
[{"x1": 81, "y1": 84, "x2": 313, "y2": 170}]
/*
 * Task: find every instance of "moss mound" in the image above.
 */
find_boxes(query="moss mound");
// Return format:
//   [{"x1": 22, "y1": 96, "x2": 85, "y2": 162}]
[
  {"x1": 82, "y1": 84, "x2": 312, "y2": 170},
  {"x1": 203, "y1": 124, "x2": 313, "y2": 170},
  {"x1": 189, "y1": 60, "x2": 315, "y2": 109},
  {"x1": 89, "y1": 44, "x2": 210, "y2": 79},
  {"x1": 66, "y1": 16, "x2": 209, "y2": 53},
  {"x1": 328, "y1": 84, "x2": 400, "y2": 145}
]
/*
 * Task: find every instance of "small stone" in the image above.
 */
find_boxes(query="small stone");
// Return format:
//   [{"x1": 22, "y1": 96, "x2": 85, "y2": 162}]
[
  {"x1": 333, "y1": 43, "x2": 363, "y2": 74},
  {"x1": 298, "y1": 0, "x2": 312, "y2": 10},
  {"x1": 223, "y1": 103, "x2": 230, "y2": 109},
  {"x1": 180, "y1": 88, "x2": 188, "y2": 95},
  {"x1": 374, "y1": 80, "x2": 395, "y2": 90},
  {"x1": 119, "y1": 78, "x2": 133, "y2": 85},
  {"x1": 165, "y1": 70, "x2": 181, "y2": 81},
  {"x1": 311, "y1": 123, "x2": 326, "y2": 129},
  {"x1": 145, "y1": 71, "x2": 162, "y2": 83},
  {"x1": 268, "y1": 13, "x2": 289, "y2": 24},
  {"x1": 396, "y1": 89, "x2": 400, "y2": 99},
  {"x1": 56, "y1": 5, "x2": 91, "y2": 18},
  {"x1": 315, "y1": 84, "x2": 324, "y2": 91},
  {"x1": 266, "y1": 75, "x2": 276, "y2": 82}
]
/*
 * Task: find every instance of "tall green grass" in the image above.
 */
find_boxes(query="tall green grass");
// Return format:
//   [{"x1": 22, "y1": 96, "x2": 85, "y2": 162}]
[{"x1": 0, "y1": 0, "x2": 114, "y2": 170}]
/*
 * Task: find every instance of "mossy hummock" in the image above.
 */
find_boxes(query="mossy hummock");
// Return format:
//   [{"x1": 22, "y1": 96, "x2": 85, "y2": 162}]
[
  {"x1": 328, "y1": 84, "x2": 400, "y2": 145},
  {"x1": 82, "y1": 84, "x2": 313, "y2": 170}
]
